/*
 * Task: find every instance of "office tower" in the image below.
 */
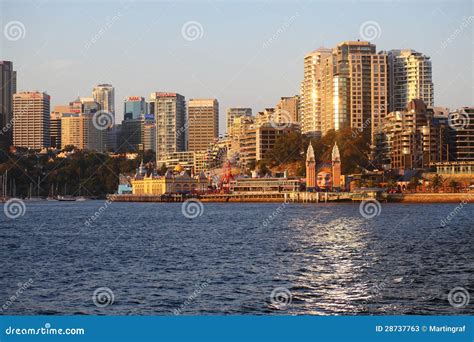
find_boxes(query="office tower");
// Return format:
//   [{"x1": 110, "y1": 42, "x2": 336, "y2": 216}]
[
  {"x1": 12, "y1": 92, "x2": 50, "y2": 149},
  {"x1": 149, "y1": 92, "x2": 186, "y2": 162},
  {"x1": 93, "y1": 84, "x2": 115, "y2": 151},
  {"x1": 226, "y1": 108, "x2": 252, "y2": 133},
  {"x1": 275, "y1": 96, "x2": 300, "y2": 124},
  {"x1": 300, "y1": 48, "x2": 332, "y2": 137},
  {"x1": 0, "y1": 61, "x2": 16, "y2": 149},
  {"x1": 143, "y1": 117, "x2": 156, "y2": 152},
  {"x1": 61, "y1": 114, "x2": 105, "y2": 151},
  {"x1": 188, "y1": 99, "x2": 219, "y2": 152},
  {"x1": 450, "y1": 107, "x2": 474, "y2": 161},
  {"x1": 92, "y1": 84, "x2": 115, "y2": 114},
  {"x1": 124, "y1": 96, "x2": 146, "y2": 120},
  {"x1": 388, "y1": 49, "x2": 434, "y2": 112},
  {"x1": 120, "y1": 116, "x2": 156, "y2": 152},
  {"x1": 60, "y1": 98, "x2": 106, "y2": 151},
  {"x1": 50, "y1": 105, "x2": 69, "y2": 148}
]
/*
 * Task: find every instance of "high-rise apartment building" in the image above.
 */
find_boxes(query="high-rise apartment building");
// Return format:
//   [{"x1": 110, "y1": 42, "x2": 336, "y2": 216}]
[
  {"x1": 450, "y1": 107, "x2": 474, "y2": 161},
  {"x1": 124, "y1": 96, "x2": 146, "y2": 120},
  {"x1": 0, "y1": 61, "x2": 17, "y2": 149},
  {"x1": 388, "y1": 49, "x2": 433, "y2": 112},
  {"x1": 226, "y1": 108, "x2": 252, "y2": 133},
  {"x1": 149, "y1": 92, "x2": 186, "y2": 162},
  {"x1": 301, "y1": 42, "x2": 388, "y2": 143},
  {"x1": 375, "y1": 100, "x2": 451, "y2": 169},
  {"x1": 333, "y1": 41, "x2": 388, "y2": 143},
  {"x1": 275, "y1": 96, "x2": 299, "y2": 124},
  {"x1": 13, "y1": 92, "x2": 50, "y2": 149},
  {"x1": 300, "y1": 48, "x2": 332, "y2": 137},
  {"x1": 188, "y1": 99, "x2": 219, "y2": 152}
]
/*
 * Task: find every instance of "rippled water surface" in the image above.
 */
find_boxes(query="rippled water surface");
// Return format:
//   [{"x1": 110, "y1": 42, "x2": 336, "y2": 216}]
[{"x1": 0, "y1": 201, "x2": 472, "y2": 315}]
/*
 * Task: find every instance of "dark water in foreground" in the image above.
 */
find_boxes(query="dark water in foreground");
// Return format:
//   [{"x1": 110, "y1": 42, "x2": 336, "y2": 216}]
[{"x1": 0, "y1": 201, "x2": 472, "y2": 315}]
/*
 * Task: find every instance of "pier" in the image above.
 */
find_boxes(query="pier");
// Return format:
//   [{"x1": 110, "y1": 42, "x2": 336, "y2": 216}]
[{"x1": 109, "y1": 191, "x2": 387, "y2": 203}]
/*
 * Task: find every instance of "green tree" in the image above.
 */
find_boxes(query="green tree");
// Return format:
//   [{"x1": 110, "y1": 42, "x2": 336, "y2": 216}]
[
  {"x1": 431, "y1": 174, "x2": 445, "y2": 193},
  {"x1": 448, "y1": 179, "x2": 458, "y2": 193},
  {"x1": 408, "y1": 176, "x2": 420, "y2": 193}
]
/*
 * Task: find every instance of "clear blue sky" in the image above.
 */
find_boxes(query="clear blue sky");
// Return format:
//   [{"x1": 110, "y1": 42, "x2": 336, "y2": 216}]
[{"x1": 1, "y1": 0, "x2": 473, "y2": 134}]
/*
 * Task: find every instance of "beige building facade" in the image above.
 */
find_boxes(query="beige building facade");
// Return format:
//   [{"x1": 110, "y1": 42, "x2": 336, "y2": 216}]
[
  {"x1": 13, "y1": 92, "x2": 50, "y2": 149},
  {"x1": 188, "y1": 98, "x2": 219, "y2": 152}
]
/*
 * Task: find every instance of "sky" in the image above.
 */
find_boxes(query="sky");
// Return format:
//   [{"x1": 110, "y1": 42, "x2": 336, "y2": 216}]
[{"x1": 1, "y1": 0, "x2": 473, "y2": 135}]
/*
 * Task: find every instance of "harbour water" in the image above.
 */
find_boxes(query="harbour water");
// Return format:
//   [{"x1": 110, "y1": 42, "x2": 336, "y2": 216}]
[{"x1": 0, "y1": 201, "x2": 472, "y2": 315}]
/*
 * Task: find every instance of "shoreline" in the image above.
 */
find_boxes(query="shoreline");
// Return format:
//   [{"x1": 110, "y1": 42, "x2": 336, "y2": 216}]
[{"x1": 108, "y1": 192, "x2": 473, "y2": 204}]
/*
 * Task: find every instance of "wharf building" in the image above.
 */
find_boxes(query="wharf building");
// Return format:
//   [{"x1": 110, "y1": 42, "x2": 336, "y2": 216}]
[{"x1": 130, "y1": 162, "x2": 209, "y2": 195}]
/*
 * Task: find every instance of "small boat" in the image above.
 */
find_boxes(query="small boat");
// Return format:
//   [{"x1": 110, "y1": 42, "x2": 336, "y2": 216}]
[
  {"x1": 76, "y1": 196, "x2": 87, "y2": 201},
  {"x1": 26, "y1": 197, "x2": 44, "y2": 202},
  {"x1": 57, "y1": 195, "x2": 76, "y2": 202}
]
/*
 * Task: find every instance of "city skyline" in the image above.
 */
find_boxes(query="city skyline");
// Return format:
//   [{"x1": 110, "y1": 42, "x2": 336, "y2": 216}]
[{"x1": 1, "y1": 1, "x2": 472, "y2": 135}]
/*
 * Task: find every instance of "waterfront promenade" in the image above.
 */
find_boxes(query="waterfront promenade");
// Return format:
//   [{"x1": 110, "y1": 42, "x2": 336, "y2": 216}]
[{"x1": 109, "y1": 192, "x2": 473, "y2": 203}]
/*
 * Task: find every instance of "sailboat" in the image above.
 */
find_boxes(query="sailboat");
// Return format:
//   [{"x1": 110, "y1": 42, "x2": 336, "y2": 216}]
[
  {"x1": 26, "y1": 177, "x2": 44, "y2": 201},
  {"x1": 47, "y1": 185, "x2": 57, "y2": 201},
  {"x1": 57, "y1": 183, "x2": 76, "y2": 201}
]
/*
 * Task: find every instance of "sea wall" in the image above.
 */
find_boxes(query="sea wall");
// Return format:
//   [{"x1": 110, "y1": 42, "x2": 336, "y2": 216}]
[{"x1": 390, "y1": 193, "x2": 474, "y2": 203}]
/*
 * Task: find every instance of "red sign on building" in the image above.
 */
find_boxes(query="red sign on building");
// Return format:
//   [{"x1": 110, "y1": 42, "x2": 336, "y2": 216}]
[
  {"x1": 127, "y1": 96, "x2": 142, "y2": 102},
  {"x1": 155, "y1": 92, "x2": 177, "y2": 97}
]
